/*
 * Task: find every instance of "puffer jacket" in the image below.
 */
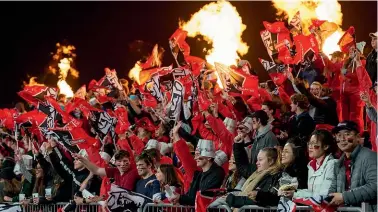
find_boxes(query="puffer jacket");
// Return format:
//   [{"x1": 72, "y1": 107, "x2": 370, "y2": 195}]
[
  {"x1": 294, "y1": 154, "x2": 337, "y2": 198},
  {"x1": 328, "y1": 145, "x2": 377, "y2": 212}
]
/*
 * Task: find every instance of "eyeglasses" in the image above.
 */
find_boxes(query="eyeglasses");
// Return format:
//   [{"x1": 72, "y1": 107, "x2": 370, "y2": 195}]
[{"x1": 307, "y1": 143, "x2": 321, "y2": 149}]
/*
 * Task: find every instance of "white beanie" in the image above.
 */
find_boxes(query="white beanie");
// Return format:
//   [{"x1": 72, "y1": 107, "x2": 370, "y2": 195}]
[
  {"x1": 214, "y1": 150, "x2": 228, "y2": 166},
  {"x1": 145, "y1": 139, "x2": 159, "y2": 150},
  {"x1": 195, "y1": 139, "x2": 215, "y2": 158},
  {"x1": 146, "y1": 139, "x2": 172, "y2": 156},
  {"x1": 241, "y1": 117, "x2": 253, "y2": 132},
  {"x1": 22, "y1": 155, "x2": 33, "y2": 170},
  {"x1": 223, "y1": 117, "x2": 236, "y2": 133}
]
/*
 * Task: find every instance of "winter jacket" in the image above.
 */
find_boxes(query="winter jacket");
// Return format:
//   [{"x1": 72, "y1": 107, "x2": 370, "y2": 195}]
[
  {"x1": 294, "y1": 154, "x2": 337, "y2": 198},
  {"x1": 366, "y1": 49, "x2": 377, "y2": 83},
  {"x1": 225, "y1": 171, "x2": 282, "y2": 207},
  {"x1": 178, "y1": 163, "x2": 225, "y2": 206},
  {"x1": 295, "y1": 82, "x2": 338, "y2": 126},
  {"x1": 328, "y1": 145, "x2": 377, "y2": 212},
  {"x1": 233, "y1": 128, "x2": 278, "y2": 178},
  {"x1": 288, "y1": 112, "x2": 315, "y2": 146}
]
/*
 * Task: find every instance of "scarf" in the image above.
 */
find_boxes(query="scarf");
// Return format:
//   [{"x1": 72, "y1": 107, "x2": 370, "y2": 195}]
[{"x1": 240, "y1": 165, "x2": 280, "y2": 197}]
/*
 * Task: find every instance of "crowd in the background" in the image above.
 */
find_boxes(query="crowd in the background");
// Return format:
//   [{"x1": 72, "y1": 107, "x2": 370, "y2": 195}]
[{"x1": 0, "y1": 25, "x2": 376, "y2": 212}]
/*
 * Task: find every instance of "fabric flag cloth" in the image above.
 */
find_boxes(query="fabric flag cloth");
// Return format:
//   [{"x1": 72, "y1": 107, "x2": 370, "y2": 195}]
[
  {"x1": 90, "y1": 111, "x2": 117, "y2": 142},
  {"x1": 277, "y1": 197, "x2": 296, "y2": 212},
  {"x1": 338, "y1": 26, "x2": 356, "y2": 53},
  {"x1": 98, "y1": 68, "x2": 125, "y2": 98},
  {"x1": 261, "y1": 22, "x2": 293, "y2": 63},
  {"x1": 114, "y1": 105, "x2": 130, "y2": 135},
  {"x1": 65, "y1": 97, "x2": 102, "y2": 119},
  {"x1": 259, "y1": 58, "x2": 290, "y2": 86},
  {"x1": 293, "y1": 195, "x2": 336, "y2": 212},
  {"x1": 74, "y1": 85, "x2": 87, "y2": 99},
  {"x1": 292, "y1": 34, "x2": 320, "y2": 65},
  {"x1": 106, "y1": 184, "x2": 152, "y2": 212},
  {"x1": 0, "y1": 204, "x2": 21, "y2": 212},
  {"x1": 166, "y1": 80, "x2": 184, "y2": 121},
  {"x1": 18, "y1": 86, "x2": 58, "y2": 107},
  {"x1": 0, "y1": 109, "x2": 18, "y2": 130},
  {"x1": 289, "y1": 11, "x2": 302, "y2": 33},
  {"x1": 215, "y1": 62, "x2": 259, "y2": 96}
]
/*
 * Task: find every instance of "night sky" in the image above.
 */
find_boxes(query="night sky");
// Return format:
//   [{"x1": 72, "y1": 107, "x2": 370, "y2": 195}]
[{"x1": 0, "y1": 1, "x2": 376, "y2": 108}]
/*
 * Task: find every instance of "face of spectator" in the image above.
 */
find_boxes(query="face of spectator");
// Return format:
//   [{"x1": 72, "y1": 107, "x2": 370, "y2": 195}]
[
  {"x1": 115, "y1": 157, "x2": 131, "y2": 173},
  {"x1": 155, "y1": 167, "x2": 165, "y2": 183},
  {"x1": 308, "y1": 135, "x2": 328, "y2": 159},
  {"x1": 137, "y1": 128, "x2": 149, "y2": 139},
  {"x1": 136, "y1": 160, "x2": 152, "y2": 177},
  {"x1": 252, "y1": 118, "x2": 261, "y2": 130},
  {"x1": 281, "y1": 144, "x2": 295, "y2": 166},
  {"x1": 310, "y1": 84, "x2": 321, "y2": 97},
  {"x1": 155, "y1": 124, "x2": 165, "y2": 138},
  {"x1": 74, "y1": 159, "x2": 85, "y2": 170},
  {"x1": 290, "y1": 102, "x2": 298, "y2": 113},
  {"x1": 228, "y1": 154, "x2": 236, "y2": 172},
  {"x1": 35, "y1": 163, "x2": 43, "y2": 178},
  {"x1": 194, "y1": 152, "x2": 211, "y2": 168},
  {"x1": 256, "y1": 151, "x2": 270, "y2": 172},
  {"x1": 372, "y1": 37, "x2": 377, "y2": 50},
  {"x1": 335, "y1": 130, "x2": 359, "y2": 153},
  {"x1": 261, "y1": 105, "x2": 273, "y2": 117}
]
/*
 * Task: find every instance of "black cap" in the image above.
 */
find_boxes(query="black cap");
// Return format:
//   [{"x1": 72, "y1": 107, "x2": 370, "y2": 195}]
[{"x1": 332, "y1": 121, "x2": 359, "y2": 134}]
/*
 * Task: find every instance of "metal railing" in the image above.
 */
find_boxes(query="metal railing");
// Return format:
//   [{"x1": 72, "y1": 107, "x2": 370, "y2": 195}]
[{"x1": 7, "y1": 201, "x2": 369, "y2": 212}]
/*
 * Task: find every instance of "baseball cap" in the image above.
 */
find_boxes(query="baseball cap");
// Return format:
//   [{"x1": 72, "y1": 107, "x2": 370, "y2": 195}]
[
  {"x1": 332, "y1": 121, "x2": 359, "y2": 134},
  {"x1": 369, "y1": 32, "x2": 377, "y2": 38}
]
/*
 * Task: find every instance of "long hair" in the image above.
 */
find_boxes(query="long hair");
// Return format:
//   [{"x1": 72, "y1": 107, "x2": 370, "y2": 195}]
[
  {"x1": 310, "y1": 130, "x2": 338, "y2": 157},
  {"x1": 3, "y1": 179, "x2": 21, "y2": 196},
  {"x1": 158, "y1": 164, "x2": 182, "y2": 189},
  {"x1": 260, "y1": 147, "x2": 282, "y2": 173}
]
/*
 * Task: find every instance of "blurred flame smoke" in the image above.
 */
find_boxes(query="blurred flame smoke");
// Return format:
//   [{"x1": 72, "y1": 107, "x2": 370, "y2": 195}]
[
  {"x1": 53, "y1": 43, "x2": 78, "y2": 98},
  {"x1": 180, "y1": 0, "x2": 249, "y2": 66},
  {"x1": 23, "y1": 77, "x2": 45, "y2": 86},
  {"x1": 128, "y1": 44, "x2": 163, "y2": 85},
  {"x1": 272, "y1": 0, "x2": 344, "y2": 57}
]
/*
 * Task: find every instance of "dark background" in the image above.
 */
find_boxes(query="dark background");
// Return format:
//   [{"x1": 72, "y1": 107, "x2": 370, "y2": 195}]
[{"x1": 0, "y1": 1, "x2": 376, "y2": 107}]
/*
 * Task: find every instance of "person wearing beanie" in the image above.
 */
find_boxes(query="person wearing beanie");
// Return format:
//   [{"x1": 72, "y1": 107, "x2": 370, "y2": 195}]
[
  {"x1": 234, "y1": 110, "x2": 279, "y2": 175},
  {"x1": 170, "y1": 122, "x2": 225, "y2": 210}
]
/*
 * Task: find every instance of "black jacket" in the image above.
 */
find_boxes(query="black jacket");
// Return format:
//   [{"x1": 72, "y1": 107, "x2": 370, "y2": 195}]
[
  {"x1": 226, "y1": 172, "x2": 282, "y2": 207},
  {"x1": 179, "y1": 163, "x2": 225, "y2": 206},
  {"x1": 288, "y1": 112, "x2": 315, "y2": 146},
  {"x1": 296, "y1": 82, "x2": 338, "y2": 126},
  {"x1": 366, "y1": 50, "x2": 377, "y2": 83}
]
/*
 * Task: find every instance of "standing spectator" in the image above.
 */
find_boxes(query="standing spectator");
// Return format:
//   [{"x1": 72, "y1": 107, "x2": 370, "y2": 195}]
[
  {"x1": 329, "y1": 121, "x2": 377, "y2": 211},
  {"x1": 170, "y1": 124, "x2": 225, "y2": 207},
  {"x1": 153, "y1": 164, "x2": 183, "y2": 203},
  {"x1": 135, "y1": 153, "x2": 160, "y2": 198},
  {"x1": 234, "y1": 110, "x2": 279, "y2": 174},
  {"x1": 280, "y1": 94, "x2": 315, "y2": 146},
  {"x1": 262, "y1": 101, "x2": 285, "y2": 146},
  {"x1": 74, "y1": 150, "x2": 139, "y2": 191},
  {"x1": 366, "y1": 32, "x2": 377, "y2": 83}
]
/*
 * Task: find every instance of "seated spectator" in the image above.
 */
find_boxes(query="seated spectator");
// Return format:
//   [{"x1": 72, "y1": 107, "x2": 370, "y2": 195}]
[
  {"x1": 234, "y1": 110, "x2": 279, "y2": 174},
  {"x1": 74, "y1": 149, "x2": 139, "y2": 191},
  {"x1": 135, "y1": 153, "x2": 160, "y2": 198},
  {"x1": 225, "y1": 147, "x2": 282, "y2": 207},
  {"x1": 329, "y1": 121, "x2": 377, "y2": 211},
  {"x1": 281, "y1": 137, "x2": 308, "y2": 190},
  {"x1": 223, "y1": 153, "x2": 245, "y2": 191},
  {"x1": 153, "y1": 164, "x2": 183, "y2": 203},
  {"x1": 0, "y1": 167, "x2": 20, "y2": 202},
  {"x1": 288, "y1": 130, "x2": 337, "y2": 198}
]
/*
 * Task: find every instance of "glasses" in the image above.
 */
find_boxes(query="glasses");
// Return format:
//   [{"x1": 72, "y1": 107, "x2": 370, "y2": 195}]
[{"x1": 307, "y1": 142, "x2": 321, "y2": 149}]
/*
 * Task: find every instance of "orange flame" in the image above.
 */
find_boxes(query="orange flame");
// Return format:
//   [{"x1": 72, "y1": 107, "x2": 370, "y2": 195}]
[
  {"x1": 272, "y1": 0, "x2": 344, "y2": 57},
  {"x1": 54, "y1": 43, "x2": 77, "y2": 98},
  {"x1": 128, "y1": 62, "x2": 143, "y2": 85},
  {"x1": 180, "y1": 0, "x2": 248, "y2": 89},
  {"x1": 23, "y1": 77, "x2": 45, "y2": 86}
]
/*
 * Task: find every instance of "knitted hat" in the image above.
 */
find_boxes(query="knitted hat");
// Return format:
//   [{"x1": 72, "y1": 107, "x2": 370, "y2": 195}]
[
  {"x1": 214, "y1": 150, "x2": 228, "y2": 166},
  {"x1": 223, "y1": 117, "x2": 236, "y2": 133},
  {"x1": 0, "y1": 167, "x2": 16, "y2": 180},
  {"x1": 195, "y1": 139, "x2": 215, "y2": 158},
  {"x1": 240, "y1": 117, "x2": 253, "y2": 132}
]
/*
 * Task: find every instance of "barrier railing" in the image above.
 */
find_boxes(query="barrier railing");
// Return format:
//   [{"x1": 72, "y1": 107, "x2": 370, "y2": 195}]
[{"x1": 12, "y1": 201, "x2": 369, "y2": 212}]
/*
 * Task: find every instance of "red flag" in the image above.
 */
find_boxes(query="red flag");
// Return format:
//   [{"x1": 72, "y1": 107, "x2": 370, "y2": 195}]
[
  {"x1": 198, "y1": 91, "x2": 211, "y2": 111},
  {"x1": 185, "y1": 55, "x2": 206, "y2": 77},
  {"x1": 18, "y1": 86, "x2": 58, "y2": 107},
  {"x1": 135, "y1": 117, "x2": 156, "y2": 133},
  {"x1": 65, "y1": 98, "x2": 101, "y2": 119},
  {"x1": 0, "y1": 109, "x2": 17, "y2": 130},
  {"x1": 114, "y1": 106, "x2": 130, "y2": 135},
  {"x1": 356, "y1": 65, "x2": 372, "y2": 93},
  {"x1": 170, "y1": 28, "x2": 190, "y2": 56},
  {"x1": 263, "y1": 21, "x2": 289, "y2": 33},
  {"x1": 338, "y1": 26, "x2": 356, "y2": 53},
  {"x1": 292, "y1": 34, "x2": 319, "y2": 65}
]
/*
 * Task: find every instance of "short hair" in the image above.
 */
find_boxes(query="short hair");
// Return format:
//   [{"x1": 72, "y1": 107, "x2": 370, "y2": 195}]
[
  {"x1": 262, "y1": 101, "x2": 277, "y2": 115},
  {"x1": 251, "y1": 110, "x2": 269, "y2": 126},
  {"x1": 290, "y1": 94, "x2": 309, "y2": 110},
  {"x1": 135, "y1": 152, "x2": 153, "y2": 166},
  {"x1": 266, "y1": 80, "x2": 276, "y2": 92},
  {"x1": 311, "y1": 81, "x2": 322, "y2": 88},
  {"x1": 114, "y1": 150, "x2": 130, "y2": 161}
]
